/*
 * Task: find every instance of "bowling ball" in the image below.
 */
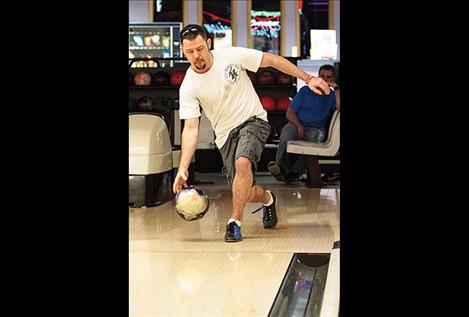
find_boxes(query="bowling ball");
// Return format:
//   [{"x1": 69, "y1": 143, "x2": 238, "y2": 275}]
[
  {"x1": 256, "y1": 70, "x2": 275, "y2": 85},
  {"x1": 152, "y1": 71, "x2": 170, "y2": 86},
  {"x1": 144, "y1": 36, "x2": 153, "y2": 47},
  {"x1": 260, "y1": 96, "x2": 276, "y2": 111},
  {"x1": 276, "y1": 96, "x2": 292, "y2": 111},
  {"x1": 175, "y1": 186, "x2": 209, "y2": 221},
  {"x1": 170, "y1": 70, "x2": 186, "y2": 86},
  {"x1": 277, "y1": 72, "x2": 293, "y2": 85},
  {"x1": 135, "y1": 96, "x2": 155, "y2": 112},
  {"x1": 133, "y1": 71, "x2": 151, "y2": 85}
]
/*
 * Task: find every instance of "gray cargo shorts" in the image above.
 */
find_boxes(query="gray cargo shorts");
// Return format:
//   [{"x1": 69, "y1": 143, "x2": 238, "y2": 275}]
[{"x1": 218, "y1": 116, "x2": 271, "y2": 187}]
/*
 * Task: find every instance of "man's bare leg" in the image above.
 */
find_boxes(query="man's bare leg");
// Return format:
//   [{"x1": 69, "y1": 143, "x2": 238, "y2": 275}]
[
  {"x1": 231, "y1": 157, "x2": 254, "y2": 221},
  {"x1": 231, "y1": 157, "x2": 273, "y2": 220}
]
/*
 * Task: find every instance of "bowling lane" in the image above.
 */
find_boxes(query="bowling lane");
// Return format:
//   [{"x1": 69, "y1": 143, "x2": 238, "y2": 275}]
[
  {"x1": 129, "y1": 175, "x2": 340, "y2": 317},
  {"x1": 129, "y1": 187, "x2": 339, "y2": 253},
  {"x1": 129, "y1": 251, "x2": 292, "y2": 317}
]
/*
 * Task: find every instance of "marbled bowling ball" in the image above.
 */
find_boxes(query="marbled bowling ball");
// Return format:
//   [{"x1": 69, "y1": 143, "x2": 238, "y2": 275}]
[{"x1": 175, "y1": 186, "x2": 209, "y2": 221}]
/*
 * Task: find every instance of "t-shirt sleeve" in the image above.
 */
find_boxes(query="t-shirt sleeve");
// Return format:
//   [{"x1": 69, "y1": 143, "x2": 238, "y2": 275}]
[
  {"x1": 289, "y1": 87, "x2": 307, "y2": 111},
  {"x1": 179, "y1": 86, "x2": 201, "y2": 119},
  {"x1": 229, "y1": 47, "x2": 264, "y2": 73}
]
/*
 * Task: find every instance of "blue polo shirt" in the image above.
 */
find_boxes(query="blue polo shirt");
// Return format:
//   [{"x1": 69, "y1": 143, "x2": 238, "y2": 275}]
[{"x1": 289, "y1": 86, "x2": 336, "y2": 128}]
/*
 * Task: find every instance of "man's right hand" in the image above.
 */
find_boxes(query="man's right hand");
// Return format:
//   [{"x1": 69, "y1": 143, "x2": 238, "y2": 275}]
[{"x1": 173, "y1": 167, "x2": 189, "y2": 193}]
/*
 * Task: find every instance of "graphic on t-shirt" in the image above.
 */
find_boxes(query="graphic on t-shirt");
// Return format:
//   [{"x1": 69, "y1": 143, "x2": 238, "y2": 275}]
[{"x1": 224, "y1": 64, "x2": 240, "y2": 84}]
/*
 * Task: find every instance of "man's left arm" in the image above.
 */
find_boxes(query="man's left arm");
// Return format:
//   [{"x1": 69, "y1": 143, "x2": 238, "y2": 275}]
[{"x1": 259, "y1": 52, "x2": 330, "y2": 95}]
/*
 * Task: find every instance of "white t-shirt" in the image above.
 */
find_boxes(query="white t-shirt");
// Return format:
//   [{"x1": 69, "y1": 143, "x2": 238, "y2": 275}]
[{"x1": 179, "y1": 46, "x2": 268, "y2": 149}]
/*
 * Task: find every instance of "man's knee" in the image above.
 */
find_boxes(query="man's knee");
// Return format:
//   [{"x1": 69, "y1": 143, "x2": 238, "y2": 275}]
[
  {"x1": 235, "y1": 156, "x2": 252, "y2": 174},
  {"x1": 280, "y1": 123, "x2": 298, "y2": 140}
]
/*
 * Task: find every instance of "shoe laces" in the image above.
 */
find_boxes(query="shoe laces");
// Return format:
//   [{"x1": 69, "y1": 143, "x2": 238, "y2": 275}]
[
  {"x1": 251, "y1": 205, "x2": 272, "y2": 219},
  {"x1": 252, "y1": 206, "x2": 262, "y2": 214}
]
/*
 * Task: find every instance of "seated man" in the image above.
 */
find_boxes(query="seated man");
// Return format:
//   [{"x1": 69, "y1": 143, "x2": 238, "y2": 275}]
[{"x1": 268, "y1": 64, "x2": 340, "y2": 183}]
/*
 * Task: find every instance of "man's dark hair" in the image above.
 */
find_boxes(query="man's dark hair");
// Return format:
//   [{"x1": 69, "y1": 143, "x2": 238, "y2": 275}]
[
  {"x1": 180, "y1": 24, "x2": 208, "y2": 42},
  {"x1": 319, "y1": 64, "x2": 336, "y2": 75}
]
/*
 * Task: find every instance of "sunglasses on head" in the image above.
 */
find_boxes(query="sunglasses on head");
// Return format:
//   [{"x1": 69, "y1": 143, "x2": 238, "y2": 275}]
[{"x1": 180, "y1": 27, "x2": 204, "y2": 38}]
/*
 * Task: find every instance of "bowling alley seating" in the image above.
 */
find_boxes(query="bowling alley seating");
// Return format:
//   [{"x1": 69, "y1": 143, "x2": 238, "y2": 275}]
[{"x1": 286, "y1": 110, "x2": 340, "y2": 188}]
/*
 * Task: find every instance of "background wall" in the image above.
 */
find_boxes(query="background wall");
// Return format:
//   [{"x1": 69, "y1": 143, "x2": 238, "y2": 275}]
[
  {"x1": 333, "y1": 0, "x2": 340, "y2": 59},
  {"x1": 233, "y1": 0, "x2": 249, "y2": 47},
  {"x1": 129, "y1": 0, "x2": 340, "y2": 58},
  {"x1": 129, "y1": 0, "x2": 150, "y2": 22}
]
